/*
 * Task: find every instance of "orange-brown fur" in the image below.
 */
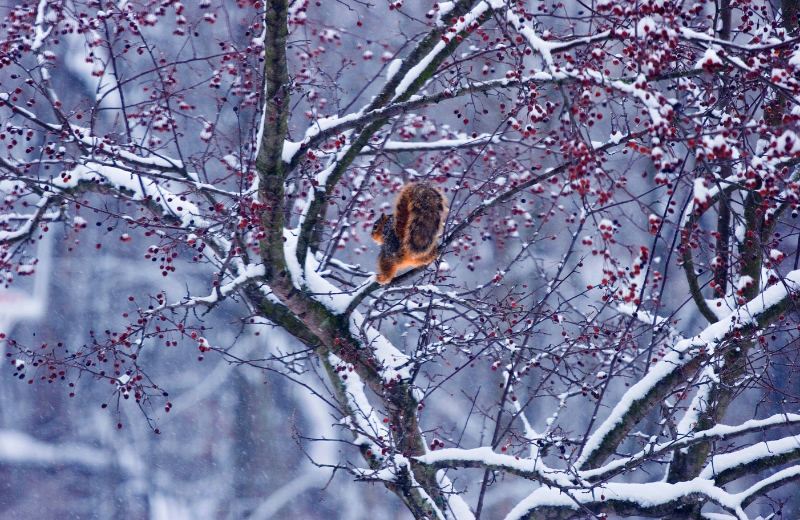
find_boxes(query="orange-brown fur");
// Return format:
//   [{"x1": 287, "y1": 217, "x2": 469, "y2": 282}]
[{"x1": 371, "y1": 182, "x2": 447, "y2": 284}]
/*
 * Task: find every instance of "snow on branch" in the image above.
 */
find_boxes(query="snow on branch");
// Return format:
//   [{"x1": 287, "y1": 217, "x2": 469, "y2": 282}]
[
  {"x1": 284, "y1": 73, "x2": 560, "y2": 165},
  {"x1": 415, "y1": 411, "x2": 800, "y2": 488},
  {"x1": 505, "y1": 477, "x2": 751, "y2": 520},
  {"x1": 328, "y1": 352, "x2": 390, "y2": 457},
  {"x1": 349, "y1": 310, "x2": 411, "y2": 381},
  {"x1": 282, "y1": 222, "x2": 377, "y2": 315},
  {"x1": 390, "y1": 0, "x2": 494, "y2": 101},
  {"x1": 60, "y1": 162, "x2": 202, "y2": 228},
  {"x1": 737, "y1": 465, "x2": 800, "y2": 510},
  {"x1": 417, "y1": 446, "x2": 568, "y2": 487},
  {"x1": 363, "y1": 133, "x2": 504, "y2": 153},
  {"x1": 0, "y1": 195, "x2": 56, "y2": 246},
  {"x1": 146, "y1": 263, "x2": 266, "y2": 314},
  {"x1": 576, "y1": 270, "x2": 800, "y2": 471},
  {"x1": 0, "y1": 95, "x2": 185, "y2": 173},
  {"x1": 700, "y1": 435, "x2": 800, "y2": 485},
  {"x1": 584, "y1": 412, "x2": 800, "y2": 482}
]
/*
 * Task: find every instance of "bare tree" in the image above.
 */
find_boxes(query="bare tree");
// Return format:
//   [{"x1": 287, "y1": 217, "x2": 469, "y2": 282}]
[{"x1": 2, "y1": 0, "x2": 800, "y2": 518}]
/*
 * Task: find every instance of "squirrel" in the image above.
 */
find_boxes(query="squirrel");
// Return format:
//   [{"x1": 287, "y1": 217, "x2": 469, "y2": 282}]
[{"x1": 371, "y1": 182, "x2": 447, "y2": 284}]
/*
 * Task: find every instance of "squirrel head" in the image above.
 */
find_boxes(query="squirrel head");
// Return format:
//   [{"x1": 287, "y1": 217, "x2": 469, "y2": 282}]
[{"x1": 371, "y1": 213, "x2": 390, "y2": 244}]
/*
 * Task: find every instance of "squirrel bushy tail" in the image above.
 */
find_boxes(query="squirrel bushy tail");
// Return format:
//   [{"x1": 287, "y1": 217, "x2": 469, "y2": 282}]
[{"x1": 394, "y1": 183, "x2": 447, "y2": 253}]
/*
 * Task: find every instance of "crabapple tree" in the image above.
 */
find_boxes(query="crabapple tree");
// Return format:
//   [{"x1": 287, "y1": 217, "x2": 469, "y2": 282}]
[{"x1": 2, "y1": 0, "x2": 800, "y2": 518}]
